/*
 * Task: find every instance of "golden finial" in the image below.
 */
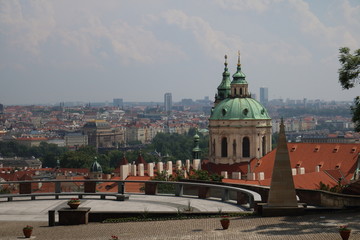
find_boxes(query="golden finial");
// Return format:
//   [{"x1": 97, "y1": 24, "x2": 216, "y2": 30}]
[
  {"x1": 224, "y1": 55, "x2": 228, "y2": 67},
  {"x1": 237, "y1": 50, "x2": 241, "y2": 66}
]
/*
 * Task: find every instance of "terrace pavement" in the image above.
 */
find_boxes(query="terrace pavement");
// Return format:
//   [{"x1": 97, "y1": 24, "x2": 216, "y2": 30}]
[{"x1": 0, "y1": 194, "x2": 359, "y2": 239}]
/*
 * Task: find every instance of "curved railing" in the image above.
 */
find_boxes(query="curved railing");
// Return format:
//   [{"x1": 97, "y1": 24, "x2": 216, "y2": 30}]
[{"x1": 0, "y1": 179, "x2": 262, "y2": 209}]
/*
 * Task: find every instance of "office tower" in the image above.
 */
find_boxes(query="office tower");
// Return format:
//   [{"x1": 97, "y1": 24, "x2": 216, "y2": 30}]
[
  {"x1": 260, "y1": 87, "x2": 269, "y2": 105},
  {"x1": 164, "y1": 93, "x2": 172, "y2": 113},
  {"x1": 113, "y1": 98, "x2": 123, "y2": 109}
]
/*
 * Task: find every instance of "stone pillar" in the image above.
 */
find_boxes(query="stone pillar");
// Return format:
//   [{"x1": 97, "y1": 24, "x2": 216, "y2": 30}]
[
  {"x1": 157, "y1": 162, "x2": 163, "y2": 174},
  {"x1": 176, "y1": 160, "x2": 182, "y2": 170},
  {"x1": 167, "y1": 161, "x2": 173, "y2": 176},
  {"x1": 221, "y1": 171, "x2": 228, "y2": 179},
  {"x1": 185, "y1": 159, "x2": 190, "y2": 171},
  {"x1": 232, "y1": 172, "x2": 241, "y2": 179},
  {"x1": 120, "y1": 165, "x2": 129, "y2": 180},
  {"x1": 297, "y1": 167, "x2": 305, "y2": 175},
  {"x1": 147, "y1": 163, "x2": 154, "y2": 177},
  {"x1": 257, "y1": 172, "x2": 265, "y2": 180},
  {"x1": 193, "y1": 159, "x2": 201, "y2": 170},
  {"x1": 138, "y1": 164, "x2": 144, "y2": 177},
  {"x1": 131, "y1": 164, "x2": 137, "y2": 176},
  {"x1": 247, "y1": 172, "x2": 255, "y2": 180}
]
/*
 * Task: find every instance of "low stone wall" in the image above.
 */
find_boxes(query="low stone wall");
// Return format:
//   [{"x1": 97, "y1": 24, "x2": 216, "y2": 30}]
[{"x1": 297, "y1": 189, "x2": 360, "y2": 208}]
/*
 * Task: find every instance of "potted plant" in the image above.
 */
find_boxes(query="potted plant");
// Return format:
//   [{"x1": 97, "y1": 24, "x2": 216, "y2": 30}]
[
  {"x1": 339, "y1": 225, "x2": 351, "y2": 240},
  {"x1": 23, "y1": 225, "x2": 33, "y2": 238},
  {"x1": 220, "y1": 216, "x2": 230, "y2": 230},
  {"x1": 109, "y1": 236, "x2": 118, "y2": 240},
  {"x1": 67, "y1": 198, "x2": 81, "y2": 209}
]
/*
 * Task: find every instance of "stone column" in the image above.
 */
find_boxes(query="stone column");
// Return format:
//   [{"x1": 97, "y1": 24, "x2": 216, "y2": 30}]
[
  {"x1": 157, "y1": 162, "x2": 163, "y2": 174},
  {"x1": 221, "y1": 171, "x2": 228, "y2": 179},
  {"x1": 176, "y1": 160, "x2": 182, "y2": 170},
  {"x1": 185, "y1": 159, "x2": 190, "y2": 172},
  {"x1": 193, "y1": 159, "x2": 201, "y2": 170},
  {"x1": 138, "y1": 164, "x2": 144, "y2": 176},
  {"x1": 131, "y1": 164, "x2": 137, "y2": 176},
  {"x1": 167, "y1": 161, "x2": 173, "y2": 176},
  {"x1": 147, "y1": 163, "x2": 154, "y2": 177},
  {"x1": 120, "y1": 165, "x2": 129, "y2": 180}
]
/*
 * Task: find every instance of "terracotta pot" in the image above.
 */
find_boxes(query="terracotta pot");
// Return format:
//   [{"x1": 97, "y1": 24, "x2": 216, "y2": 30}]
[
  {"x1": 220, "y1": 219, "x2": 230, "y2": 230},
  {"x1": 68, "y1": 202, "x2": 80, "y2": 209},
  {"x1": 339, "y1": 230, "x2": 351, "y2": 240},
  {"x1": 23, "y1": 229, "x2": 32, "y2": 238}
]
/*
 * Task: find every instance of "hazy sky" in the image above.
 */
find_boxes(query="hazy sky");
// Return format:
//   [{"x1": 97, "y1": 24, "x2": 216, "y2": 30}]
[{"x1": 1, "y1": 0, "x2": 359, "y2": 105}]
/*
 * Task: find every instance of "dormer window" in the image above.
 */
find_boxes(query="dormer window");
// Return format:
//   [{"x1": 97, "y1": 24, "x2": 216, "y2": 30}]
[
  {"x1": 291, "y1": 145, "x2": 297, "y2": 152},
  {"x1": 351, "y1": 147, "x2": 357, "y2": 153},
  {"x1": 333, "y1": 146, "x2": 340, "y2": 153},
  {"x1": 314, "y1": 145, "x2": 320, "y2": 152}
]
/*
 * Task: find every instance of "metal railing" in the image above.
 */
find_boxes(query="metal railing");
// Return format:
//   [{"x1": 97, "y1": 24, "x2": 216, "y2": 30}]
[{"x1": 0, "y1": 179, "x2": 262, "y2": 208}]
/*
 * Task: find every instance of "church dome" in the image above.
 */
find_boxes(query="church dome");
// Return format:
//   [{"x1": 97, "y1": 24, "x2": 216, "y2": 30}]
[
  {"x1": 210, "y1": 97, "x2": 270, "y2": 120},
  {"x1": 90, "y1": 160, "x2": 103, "y2": 173}
]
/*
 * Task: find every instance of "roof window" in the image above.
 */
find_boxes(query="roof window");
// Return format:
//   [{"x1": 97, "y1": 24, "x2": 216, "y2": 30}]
[
  {"x1": 333, "y1": 146, "x2": 340, "y2": 153},
  {"x1": 290, "y1": 145, "x2": 297, "y2": 152},
  {"x1": 314, "y1": 145, "x2": 320, "y2": 152},
  {"x1": 351, "y1": 147, "x2": 357, "y2": 153}
]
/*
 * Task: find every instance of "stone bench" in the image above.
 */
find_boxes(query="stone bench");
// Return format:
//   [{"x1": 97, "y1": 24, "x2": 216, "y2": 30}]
[{"x1": 0, "y1": 192, "x2": 129, "y2": 202}]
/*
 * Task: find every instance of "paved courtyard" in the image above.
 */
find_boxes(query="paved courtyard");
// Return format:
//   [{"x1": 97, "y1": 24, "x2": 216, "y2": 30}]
[
  {"x1": 0, "y1": 195, "x2": 359, "y2": 239},
  {"x1": 1, "y1": 211, "x2": 360, "y2": 239}
]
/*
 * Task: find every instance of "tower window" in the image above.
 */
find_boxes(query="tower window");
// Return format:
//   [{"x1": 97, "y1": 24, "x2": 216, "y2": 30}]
[
  {"x1": 242, "y1": 137, "x2": 250, "y2": 158},
  {"x1": 262, "y1": 136, "x2": 266, "y2": 157},
  {"x1": 233, "y1": 140, "x2": 236, "y2": 157},
  {"x1": 221, "y1": 137, "x2": 228, "y2": 157}
]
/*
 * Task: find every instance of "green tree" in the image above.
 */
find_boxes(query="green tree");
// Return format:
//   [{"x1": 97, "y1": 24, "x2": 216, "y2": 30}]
[{"x1": 338, "y1": 47, "x2": 360, "y2": 132}]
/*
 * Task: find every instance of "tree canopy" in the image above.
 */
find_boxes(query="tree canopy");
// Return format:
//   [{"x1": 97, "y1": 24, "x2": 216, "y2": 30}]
[{"x1": 338, "y1": 47, "x2": 360, "y2": 132}]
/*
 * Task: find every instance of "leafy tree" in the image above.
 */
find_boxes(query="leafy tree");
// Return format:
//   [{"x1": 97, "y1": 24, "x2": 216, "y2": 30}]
[{"x1": 338, "y1": 47, "x2": 360, "y2": 132}]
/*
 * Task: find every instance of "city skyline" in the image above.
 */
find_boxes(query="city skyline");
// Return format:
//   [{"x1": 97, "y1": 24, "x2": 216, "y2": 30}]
[{"x1": 1, "y1": 0, "x2": 360, "y2": 105}]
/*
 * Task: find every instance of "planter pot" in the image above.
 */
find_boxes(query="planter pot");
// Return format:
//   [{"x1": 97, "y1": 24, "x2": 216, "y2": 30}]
[
  {"x1": 339, "y1": 230, "x2": 351, "y2": 240},
  {"x1": 220, "y1": 219, "x2": 230, "y2": 230},
  {"x1": 23, "y1": 229, "x2": 32, "y2": 238},
  {"x1": 145, "y1": 182, "x2": 158, "y2": 195},
  {"x1": 68, "y1": 202, "x2": 81, "y2": 209},
  {"x1": 198, "y1": 186, "x2": 210, "y2": 199}
]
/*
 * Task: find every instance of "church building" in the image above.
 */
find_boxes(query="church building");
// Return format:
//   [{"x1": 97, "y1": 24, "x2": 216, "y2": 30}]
[{"x1": 208, "y1": 53, "x2": 272, "y2": 165}]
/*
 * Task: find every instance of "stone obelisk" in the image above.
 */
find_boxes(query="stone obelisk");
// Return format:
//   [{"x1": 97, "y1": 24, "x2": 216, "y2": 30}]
[{"x1": 262, "y1": 118, "x2": 303, "y2": 216}]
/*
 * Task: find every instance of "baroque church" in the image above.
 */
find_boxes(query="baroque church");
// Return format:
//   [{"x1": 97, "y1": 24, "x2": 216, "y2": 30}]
[{"x1": 208, "y1": 53, "x2": 272, "y2": 165}]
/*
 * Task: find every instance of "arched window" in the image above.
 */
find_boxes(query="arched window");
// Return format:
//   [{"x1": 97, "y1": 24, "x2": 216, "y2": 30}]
[
  {"x1": 262, "y1": 136, "x2": 266, "y2": 157},
  {"x1": 234, "y1": 89, "x2": 236, "y2": 96},
  {"x1": 233, "y1": 140, "x2": 237, "y2": 157},
  {"x1": 242, "y1": 137, "x2": 250, "y2": 157},
  {"x1": 212, "y1": 139, "x2": 216, "y2": 156},
  {"x1": 240, "y1": 88, "x2": 243, "y2": 96},
  {"x1": 221, "y1": 137, "x2": 228, "y2": 157}
]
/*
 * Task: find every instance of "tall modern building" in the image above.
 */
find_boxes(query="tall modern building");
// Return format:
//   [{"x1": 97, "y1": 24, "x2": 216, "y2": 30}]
[
  {"x1": 113, "y1": 98, "x2": 123, "y2": 109},
  {"x1": 260, "y1": 87, "x2": 269, "y2": 105},
  {"x1": 164, "y1": 93, "x2": 172, "y2": 113}
]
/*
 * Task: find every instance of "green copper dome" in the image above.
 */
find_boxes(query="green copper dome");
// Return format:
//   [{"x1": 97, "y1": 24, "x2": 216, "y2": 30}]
[
  {"x1": 217, "y1": 56, "x2": 231, "y2": 100},
  {"x1": 90, "y1": 160, "x2": 103, "y2": 173},
  {"x1": 210, "y1": 98, "x2": 270, "y2": 120},
  {"x1": 231, "y1": 65, "x2": 247, "y2": 84}
]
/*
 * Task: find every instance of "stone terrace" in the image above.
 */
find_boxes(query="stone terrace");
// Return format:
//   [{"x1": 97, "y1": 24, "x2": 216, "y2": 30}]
[{"x1": 0, "y1": 211, "x2": 360, "y2": 239}]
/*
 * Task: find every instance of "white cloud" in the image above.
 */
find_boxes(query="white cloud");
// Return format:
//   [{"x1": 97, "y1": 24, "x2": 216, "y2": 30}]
[
  {"x1": 0, "y1": 0, "x2": 55, "y2": 55},
  {"x1": 214, "y1": 0, "x2": 283, "y2": 13},
  {"x1": 289, "y1": 0, "x2": 359, "y2": 49},
  {"x1": 160, "y1": 9, "x2": 236, "y2": 60}
]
